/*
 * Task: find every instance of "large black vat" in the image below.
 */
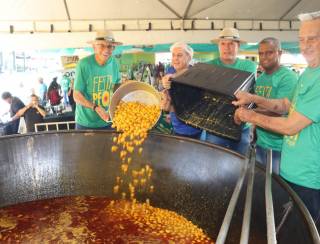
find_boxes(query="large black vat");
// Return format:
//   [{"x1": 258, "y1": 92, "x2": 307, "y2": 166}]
[{"x1": 0, "y1": 131, "x2": 318, "y2": 243}]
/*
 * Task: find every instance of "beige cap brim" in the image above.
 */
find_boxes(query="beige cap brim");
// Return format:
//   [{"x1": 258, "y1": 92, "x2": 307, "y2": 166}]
[
  {"x1": 211, "y1": 37, "x2": 247, "y2": 44},
  {"x1": 87, "y1": 40, "x2": 123, "y2": 45}
]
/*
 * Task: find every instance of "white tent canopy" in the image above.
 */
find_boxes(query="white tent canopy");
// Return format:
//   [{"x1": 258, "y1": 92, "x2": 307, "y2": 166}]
[
  {"x1": 1, "y1": 0, "x2": 318, "y2": 21},
  {"x1": 0, "y1": 0, "x2": 319, "y2": 49}
]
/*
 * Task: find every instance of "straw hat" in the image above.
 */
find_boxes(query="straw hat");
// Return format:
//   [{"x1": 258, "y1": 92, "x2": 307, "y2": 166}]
[
  {"x1": 211, "y1": 27, "x2": 246, "y2": 44},
  {"x1": 88, "y1": 30, "x2": 122, "y2": 45}
]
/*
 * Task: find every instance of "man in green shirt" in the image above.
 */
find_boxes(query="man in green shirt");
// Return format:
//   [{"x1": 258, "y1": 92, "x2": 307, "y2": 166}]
[
  {"x1": 233, "y1": 11, "x2": 320, "y2": 227},
  {"x1": 205, "y1": 27, "x2": 257, "y2": 155},
  {"x1": 74, "y1": 30, "x2": 122, "y2": 129},
  {"x1": 208, "y1": 27, "x2": 257, "y2": 73},
  {"x1": 255, "y1": 37, "x2": 298, "y2": 174}
]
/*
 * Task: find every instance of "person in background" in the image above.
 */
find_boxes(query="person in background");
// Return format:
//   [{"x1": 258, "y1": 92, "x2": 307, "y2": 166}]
[
  {"x1": 206, "y1": 27, "x2": 257, "y2": 154},
  {"x1": 73, "y1": 30, "x2": 122, "y2": 130},
  {"x1": 14, "y1": 94, "x2": 46, "y2": 133},
  {"x1": 60, "y1": 74, "x2": 71, "y2": 106},
  {"x1": 68, "y1": 78, "x2": 75, "y2": 113},
  {"x1": 38, "y1": 77, "x2": 47, "y2": 106},
  {"x1": 47, "y1": 77, "x2": 62, "y2": 111},
  {"x1": 233, "y1": 10, "x2": 320, "y2": 228},
  {"x1": 1, "y1": 92, "x2": 25, "y2": 135},
  {"x1": 161, "y1": 42, "x2": 202, "y2": 139},
  {"x1": 254, "y1": 37, "x2": 298, "y2": 174}
]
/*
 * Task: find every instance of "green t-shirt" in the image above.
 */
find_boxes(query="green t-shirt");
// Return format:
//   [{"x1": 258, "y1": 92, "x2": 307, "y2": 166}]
[
  {"x1": 208, "y1": 57, "x2": 257, "y2": 73},
  {"x1": 151, "y1": 112, "x2": 173, "y2": 135},
  {"x1": 280, "y1": 66, "x2": 320, "y2": 189},
  {"x1": 255, "y1": 66, "x2": 298, "y2": 151},
  {"x1": 61, "y1": 77, "x2": 71, "y2": 92},
  {"x1": 74, "y1": 54, "x2": 120, "y2": 128}
]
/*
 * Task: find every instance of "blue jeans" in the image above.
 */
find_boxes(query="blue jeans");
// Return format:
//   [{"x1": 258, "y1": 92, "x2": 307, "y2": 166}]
[
  {"x1": 204, "y1": 127, "x2": 250, "y2": 155},
  {"x1": 256, "y1": 145, "x2": 281, "y2": 175},
  {"x1": 75, "y1": 123, "x2": 112, "y2": 130},
  {"x1": 174, "y1": 131, "x2": 202, "y2": 140},
  {"x1": 63, "y1": 90, "x2": 69, "y2": 106},
  {"x1": 285, "y1": 180, "x2": 320, "y2": 229}
]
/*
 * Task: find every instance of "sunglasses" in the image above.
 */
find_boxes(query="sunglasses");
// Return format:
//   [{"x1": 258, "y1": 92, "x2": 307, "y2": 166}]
[{"x1": 96, "y1": 43, "x2": 116, "y2": 50}]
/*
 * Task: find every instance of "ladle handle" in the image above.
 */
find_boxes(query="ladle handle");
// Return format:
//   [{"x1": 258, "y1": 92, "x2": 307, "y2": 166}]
[{"x1": 265, "y1": 149, "x2": 277, "y2": 244}]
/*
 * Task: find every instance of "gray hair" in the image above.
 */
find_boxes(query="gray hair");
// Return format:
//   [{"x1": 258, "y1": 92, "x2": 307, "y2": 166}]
[
  {"x1": 259, "y1": 37, "x2": 282, "y2": 50},
  {"x1": 298, "y1": 11, "x2": 320, "y2": 21},
  {"x1": 170, "y1": 42, "x2": 194, "y2": 59}
]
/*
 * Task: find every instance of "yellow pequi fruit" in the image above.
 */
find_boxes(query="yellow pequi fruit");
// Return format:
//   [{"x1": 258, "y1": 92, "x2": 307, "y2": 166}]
[{"x1": 110, "y1": 101, "x2": 160, "y2": 202}]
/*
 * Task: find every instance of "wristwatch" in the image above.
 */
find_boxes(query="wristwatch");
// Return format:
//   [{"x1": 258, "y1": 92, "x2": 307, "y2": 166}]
[{"x1": 93, "y1": 104, "x2": 98, "y2": 111}]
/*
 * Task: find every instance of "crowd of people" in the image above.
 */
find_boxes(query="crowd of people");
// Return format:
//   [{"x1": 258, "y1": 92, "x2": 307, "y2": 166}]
[
  {"x1": 1, "y1": 92, "x2": 45, "y2": 133},
  {"x1": 1, "y1": 9, "x2": 319, "y2": 231},
  {"x1": 1, "y1": 74, "x2": 75, "y2": 134}
]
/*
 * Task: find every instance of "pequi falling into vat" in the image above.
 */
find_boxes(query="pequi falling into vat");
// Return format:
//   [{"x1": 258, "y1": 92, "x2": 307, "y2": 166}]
[
  {"x1": 111, "y1": 101, "x2": 160, "y2": 201},
  {"x1": 109, "y1": 99, "x2": 215, "y2": 243}
]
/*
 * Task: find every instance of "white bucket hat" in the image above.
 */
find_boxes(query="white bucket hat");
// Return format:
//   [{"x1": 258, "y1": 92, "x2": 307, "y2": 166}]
[
  {"x1": 88, "y1": 30, "x2": 122, "y2": 45},
  {"x1": 211, "y1": 27, "x2": 246, "y2": 44}
]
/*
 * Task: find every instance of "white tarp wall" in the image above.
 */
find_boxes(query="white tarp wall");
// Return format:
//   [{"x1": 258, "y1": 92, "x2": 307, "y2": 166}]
[
  {"x1": 0, "y1": 29, "x2": 299, "y2": 50},
  {"x1": 0, "y1": 0, "x2": 318, "y2": 49}
]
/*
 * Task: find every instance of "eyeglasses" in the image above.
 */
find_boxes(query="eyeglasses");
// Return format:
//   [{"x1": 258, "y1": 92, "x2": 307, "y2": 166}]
[
  {"x1": 299, "y1": 35, "x2": 320, "y2": 44},
  {"x1": 96, "y1": 43, "x2": 116, "y2": 50}
]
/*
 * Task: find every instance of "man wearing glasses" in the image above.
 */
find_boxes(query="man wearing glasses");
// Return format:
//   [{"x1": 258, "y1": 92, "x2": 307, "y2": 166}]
[{"x1": 73, "y1": 30, "x2": 122, "y2": 130}]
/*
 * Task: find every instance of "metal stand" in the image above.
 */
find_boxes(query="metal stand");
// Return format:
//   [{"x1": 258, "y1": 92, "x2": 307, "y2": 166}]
[
  {"x1": 216, "y1": 146, "x2": 278, "y2": 244},
  {"x1": 266, "y1": 149, "x2": 277, "y2": 244},
  {"x1": 240, "y1": 145, "x2": 256, "y2": 244},
  {"x1": 216, "y1": 152, "x2": 250, "y2": 244}
]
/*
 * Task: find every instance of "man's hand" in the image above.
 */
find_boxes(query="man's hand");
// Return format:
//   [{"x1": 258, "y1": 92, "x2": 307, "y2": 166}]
[
  {"x1": 32, "y1": 101, "x2": 39, "y2": 108},
  {"x1": 232, "y1": 91, "x2": 254, "y2": 107},
  {"x1": 95, "y1": 106, "x2": 110, "y2": 122},
  {"x1": 161, "y1": 74, "x2": 173, "y2": 89},
  {"x1": 27, "y1": 102, "x2": 33, "y2": 109},
  {"x1": 160, "y1": 90, "x2": 172, "y2": 111},
  {"x1": 234, "y1": 107, "x2": 255, "y2": 125}
]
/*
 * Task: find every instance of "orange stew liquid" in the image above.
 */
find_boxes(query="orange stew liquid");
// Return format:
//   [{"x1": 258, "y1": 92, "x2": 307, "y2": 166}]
[{"x1": 0, "y1": 196, "x2": 214, "y2": 243}]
